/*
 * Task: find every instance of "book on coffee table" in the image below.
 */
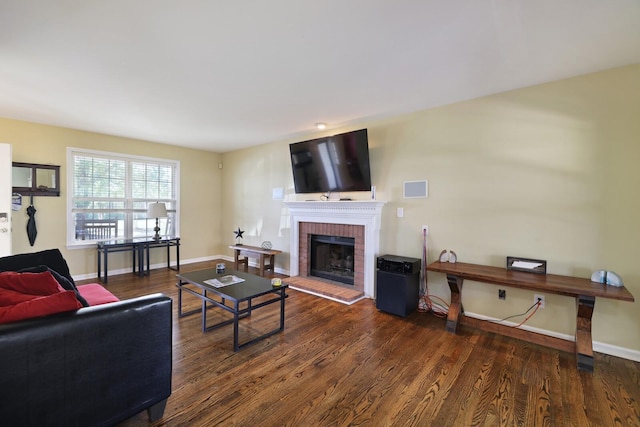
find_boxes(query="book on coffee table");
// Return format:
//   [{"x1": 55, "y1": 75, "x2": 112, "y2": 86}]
[{"x1": 204, "y1": 275, "x2": 245, "y2": 288}]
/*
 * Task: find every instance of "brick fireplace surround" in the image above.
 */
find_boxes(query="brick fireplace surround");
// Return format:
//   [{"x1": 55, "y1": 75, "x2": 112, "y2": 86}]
[
  {"x1": 285, "y1": 200, "x2": 386, "y2": 300},
  {"x1": 298, "y1": 222, "x2": 365, "y2": 291}
]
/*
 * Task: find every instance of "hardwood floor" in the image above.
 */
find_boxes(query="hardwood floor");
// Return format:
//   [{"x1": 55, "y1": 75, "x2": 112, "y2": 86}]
[{"x1": 79, "y1": 260, "x2": 640, "y2": 426}]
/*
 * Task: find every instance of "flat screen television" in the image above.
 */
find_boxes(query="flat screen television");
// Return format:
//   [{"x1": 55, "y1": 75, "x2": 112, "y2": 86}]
[{"x1": 289, "y1": 129, "x2": 372, "y2": 194}]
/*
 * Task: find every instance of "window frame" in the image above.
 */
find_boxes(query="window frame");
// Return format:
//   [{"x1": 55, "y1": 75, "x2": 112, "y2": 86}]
[{"x1": 66, "y1": 147, "x2": 180, "y2": 249}]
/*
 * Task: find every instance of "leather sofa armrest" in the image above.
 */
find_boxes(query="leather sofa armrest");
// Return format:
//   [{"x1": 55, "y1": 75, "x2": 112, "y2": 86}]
[{"x1": 0, "y1": 293, "x2": 172, "y2": 426}]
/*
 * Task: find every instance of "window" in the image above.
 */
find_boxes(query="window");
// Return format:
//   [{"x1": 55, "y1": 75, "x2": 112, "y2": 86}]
[{"x1": 67, "y1": 148, "x2": 179, "y2": 246}]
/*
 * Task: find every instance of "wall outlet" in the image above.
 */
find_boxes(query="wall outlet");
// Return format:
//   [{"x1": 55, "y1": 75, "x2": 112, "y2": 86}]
[
  {"x1": 534, "y1": 294, "x2": 545, "y2": 309},
  {"x1": 422, "y1": 225, "x2": 429, "y2": 235},
  {"x1": 499, "y1": 289, "x2": 506, "y2": 300}
]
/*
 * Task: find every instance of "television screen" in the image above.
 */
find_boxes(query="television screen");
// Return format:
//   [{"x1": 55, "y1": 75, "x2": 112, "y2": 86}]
[{"x1": 289, "y1": 129, "x2": 372, "y2": 194}]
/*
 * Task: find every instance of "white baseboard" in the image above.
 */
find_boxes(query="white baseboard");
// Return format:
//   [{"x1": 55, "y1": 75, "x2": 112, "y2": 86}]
[
  {"x1": 72, "y1": 254, "x2": 221, "y2": 282},
  {"x1": 73, "y1": 254, "x2": 291, "y2": 282},
  {"x1": 465, "y1": 311, "x2": 640, "y2": 363},
  {"x1": 593, "y1": 341, "x2": 640, "y2": 363}
]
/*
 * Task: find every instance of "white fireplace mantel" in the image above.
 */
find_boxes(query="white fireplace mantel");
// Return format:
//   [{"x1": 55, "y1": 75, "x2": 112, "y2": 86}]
[{"x1": 285, "y1": 200, "x2": 386, "y2": 298}]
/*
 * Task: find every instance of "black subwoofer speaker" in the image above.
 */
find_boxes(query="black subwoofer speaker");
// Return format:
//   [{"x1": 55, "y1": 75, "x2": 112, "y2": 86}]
[{"x1": 376, "y1": 269, "x2": 420, "y2": 317}]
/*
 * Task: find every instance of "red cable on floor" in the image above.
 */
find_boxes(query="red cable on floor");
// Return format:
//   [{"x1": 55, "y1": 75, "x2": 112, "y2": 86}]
[
  {"x1": 512, "y1": 301, "x2": 541, "y2": 327},
  {"x1": 420, "y1": 293, "x2": 449, "y2": 318}
]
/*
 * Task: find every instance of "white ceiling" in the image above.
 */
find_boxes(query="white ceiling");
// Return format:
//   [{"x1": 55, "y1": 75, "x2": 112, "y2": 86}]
[{"x1": 1, "y1": 1, "x2": 639, "y2": 153}]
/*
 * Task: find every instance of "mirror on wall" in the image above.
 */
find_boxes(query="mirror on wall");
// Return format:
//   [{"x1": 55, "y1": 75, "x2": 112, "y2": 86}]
[{"x1": 12, "y1": 162, "x2": 60, "y2": 196}]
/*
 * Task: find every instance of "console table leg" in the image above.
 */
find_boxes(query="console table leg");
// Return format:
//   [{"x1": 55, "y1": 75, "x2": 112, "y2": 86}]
[
  {"x1": 176, "y1": 242, "x2": 180, "y2": 270},
  {"x1": 104, "y1": 250, "x2": 109, "y2": 284},
  {"x1": 97, "y1": 249, "x2": 102, "y2": 281},
  {"x1": 259, "y1": 254, "x2": 266, "y2": 276},
  {"x1": 576, "y1": 295, "x2": 595, "y2": 372},
  {"x1": 267, "y1": 254, "x2": 275, "y2": 275},
  {"x1": 446, "y1": 274, "x2": 464, "y2": 333},
  {"x1": 146, "y1": 243, "x2": 150, "y2": 276}
]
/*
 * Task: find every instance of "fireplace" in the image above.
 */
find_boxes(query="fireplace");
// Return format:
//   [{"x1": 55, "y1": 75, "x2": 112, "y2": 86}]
[
  {"x1": 310, "y1": 234, "x2": 355, "y2": 286},
  {"x1": 285, "y1": 200, "x2": 386, "y2": 299},
  {"x1": 298, "y1": 222, "x2": 365, "y2": 291}
]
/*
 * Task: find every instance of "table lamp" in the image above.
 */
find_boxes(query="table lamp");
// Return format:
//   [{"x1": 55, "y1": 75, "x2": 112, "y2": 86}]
[{"x1": 147, "y1": 202, "x2": 167, "y2": 241}]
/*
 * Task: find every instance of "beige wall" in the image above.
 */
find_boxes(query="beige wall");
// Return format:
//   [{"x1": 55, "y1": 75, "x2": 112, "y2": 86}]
[
  {"x1": 220, "y1": 142, "x2": 292, "y2": 258},
  {"x1": 2, "y1": 64, "x2": 638, "y2": 352},
  {"x1": 221, "y1": 64, "x2": 640, "y2": 351},
  {"x1": 2, "y1": 118, "x2": 223, "y2": 275}
]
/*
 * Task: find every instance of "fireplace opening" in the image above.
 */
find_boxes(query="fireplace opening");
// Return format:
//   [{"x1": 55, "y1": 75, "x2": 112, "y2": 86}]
[{"x1": 310, "y1": 234, "x2": 355, "y2": 286}]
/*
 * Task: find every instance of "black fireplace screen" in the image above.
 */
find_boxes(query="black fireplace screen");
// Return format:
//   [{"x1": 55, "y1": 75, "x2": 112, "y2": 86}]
[{"x1": 310, "y1": 234, "x2": 355, "y2": 286}]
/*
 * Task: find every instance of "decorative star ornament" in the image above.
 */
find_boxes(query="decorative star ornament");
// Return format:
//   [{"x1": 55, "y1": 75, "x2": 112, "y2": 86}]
[{"x1": 234, "y1": 227, "x2": 245, "y2": 241}]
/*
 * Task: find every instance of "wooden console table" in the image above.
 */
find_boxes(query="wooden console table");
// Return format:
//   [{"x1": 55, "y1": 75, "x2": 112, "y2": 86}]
[
  {"x1": 229, "y1": 244, "x2": 281, "y2": 277},
  {"x1": 427, "y1": 261, "x2": 634, "y2": 372}
]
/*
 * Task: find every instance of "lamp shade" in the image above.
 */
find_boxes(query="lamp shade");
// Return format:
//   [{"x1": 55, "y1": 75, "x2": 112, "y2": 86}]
[{"x1": 147, "y1": 202, "x2": 167, "y2": 218}]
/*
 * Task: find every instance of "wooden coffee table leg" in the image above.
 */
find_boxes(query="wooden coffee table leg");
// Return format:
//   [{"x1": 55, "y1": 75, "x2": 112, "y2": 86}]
[
  {"x1": 576, "y1": 295, "x2": 595, "y2": 372},
  {"x1": 446, "y1": 274, "x2": 464, "y2": 333}
]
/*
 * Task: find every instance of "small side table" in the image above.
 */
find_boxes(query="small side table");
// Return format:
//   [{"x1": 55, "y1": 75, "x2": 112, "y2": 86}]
[{"x1": 229, "y1": 244, "x2": 281, "y2": 277}]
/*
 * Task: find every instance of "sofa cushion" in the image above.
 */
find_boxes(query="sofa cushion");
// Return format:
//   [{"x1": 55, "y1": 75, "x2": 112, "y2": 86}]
[
  {"x1": 18, "y1": 265, "x2": 89, "y2": 307},
  {"x1": 77, "y1": 284, "x2": 120, "y2": 306},
  {"x1": 0, "y1": 290, "x2": 82, "y2": 324},
  {"x1": 0, "y1": 248, "x2": 76, "y2": 286},
  {"x1": 0, "y1": 271, "x2": 85, "y2": 323},
  {"x1": 0, "y1": 271, "x2": 65, "y2": 296},
  {"x1": 0, "y1": 287, "x2": 50, "y2": 305}
]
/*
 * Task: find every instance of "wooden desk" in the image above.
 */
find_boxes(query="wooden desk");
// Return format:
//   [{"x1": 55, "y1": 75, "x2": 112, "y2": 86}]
[
  {"x1": 229, "y1": 244, "x2": 281, "y2": 277},
  {"x1": 427, "y1": 261, "x2": 634, "y2": 372}
]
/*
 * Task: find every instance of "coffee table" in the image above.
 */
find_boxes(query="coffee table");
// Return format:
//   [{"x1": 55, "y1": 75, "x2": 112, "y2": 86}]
[{"x1": 176, "y1": 268, "x2": 288, "y2": 351}]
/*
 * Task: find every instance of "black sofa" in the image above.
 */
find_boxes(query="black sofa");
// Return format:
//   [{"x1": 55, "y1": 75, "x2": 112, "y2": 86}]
[{"x1": 0, "y1": 249, "x2": 173, "y2": 426}]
